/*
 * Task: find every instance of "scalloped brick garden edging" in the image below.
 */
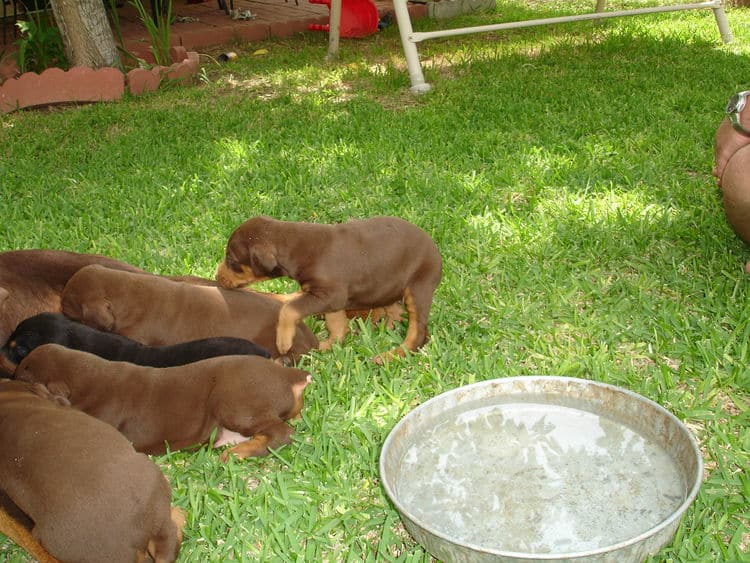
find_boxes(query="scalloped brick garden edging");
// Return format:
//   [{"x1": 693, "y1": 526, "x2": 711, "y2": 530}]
[{"x1": 0, "y1": 46, "x2": 200, "y2": 114}]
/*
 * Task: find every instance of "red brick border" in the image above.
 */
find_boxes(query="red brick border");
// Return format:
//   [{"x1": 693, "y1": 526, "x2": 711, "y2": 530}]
[{"x1": 0, "y1": 49, "x2": 200, "y2": 114}]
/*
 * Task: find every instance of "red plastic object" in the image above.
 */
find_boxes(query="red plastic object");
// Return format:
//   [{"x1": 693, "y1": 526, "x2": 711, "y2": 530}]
[{"x1": 308, "y1": 0, "x2": 379, "y2": 38}]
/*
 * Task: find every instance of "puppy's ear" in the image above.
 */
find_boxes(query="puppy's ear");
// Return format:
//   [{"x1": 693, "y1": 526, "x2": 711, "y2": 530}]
[
  {"x1": 81, "y1": 301, "x2": 115, "y2": 331},
  {"x1": 46, "y1": 381, "x2": 72, "y2": 405},
  {"x1": 250, "y1": 244, "x2": 278, "y2": 275},
  {"x1": 27, "y1": 381, "x2": 71, "y2": 406},
  {"x1": 0, "y1": 287, "x2": 9, "y2": 309}
]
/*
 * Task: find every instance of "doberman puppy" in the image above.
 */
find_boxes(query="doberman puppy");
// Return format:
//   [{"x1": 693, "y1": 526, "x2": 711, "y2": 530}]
[
  {"x1": 215, "y1": 216, "x2": 442, "y2": 363},
  {"x1": 60, "y1": 264, "x2": 319, "y2": 364},
  {"x1": 1, "y1": 312, "x2": 270, "y2": 372},
  {"x1": 0, "y1": 379, "x2": 185, "y2": 563},
  {"x1": 15, "y1": 344, "x2": 312, "y2": 461},
  {"x1": 0, "y1": 249, "x2": 143, "y2": 375}
]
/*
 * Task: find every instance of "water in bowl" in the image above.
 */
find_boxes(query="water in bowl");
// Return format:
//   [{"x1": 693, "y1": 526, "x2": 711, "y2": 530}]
[{"x1": 396, "y1": 401, "x2": 687, "y2": 555}]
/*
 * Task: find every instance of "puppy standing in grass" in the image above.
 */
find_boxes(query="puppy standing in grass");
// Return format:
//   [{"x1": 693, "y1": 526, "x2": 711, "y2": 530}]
[{"x1": 216, "y1": 216, "x2": 442, "y2": 363}]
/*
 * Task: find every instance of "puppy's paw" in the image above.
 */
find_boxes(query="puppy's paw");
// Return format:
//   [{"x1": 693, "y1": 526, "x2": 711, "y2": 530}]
[
  {"x1": 276, "y1": 329, "x2": 294, "y2": 355},
  {"x1": 382, "y1": 302, "x2": 405, "y2": 329},
  {"x1": 276, "y1": 304, "x2": 300, "y2": 355},
  {"x1": 223, "y1": 436, "x2": 272, "y2": 460},
  {"x1": 318, "y1": 338, "x2": 337, "y2": 351},
  {"x1": 372, "y1": 353, "x2": 387, "y2": 366},
  {"x1": 372, "y1": 346, "x2": 407, "y2": 365}
]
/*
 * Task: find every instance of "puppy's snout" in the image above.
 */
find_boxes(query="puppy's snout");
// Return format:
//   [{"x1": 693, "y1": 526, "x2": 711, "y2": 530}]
[{"x1": 215, "y1": 262, "x2": 239, "y2": 289}]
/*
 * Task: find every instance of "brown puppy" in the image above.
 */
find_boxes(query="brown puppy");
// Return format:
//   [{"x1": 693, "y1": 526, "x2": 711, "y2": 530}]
[
  {"x1": 61, "y1": 264, "x2": 318, "y2": 363},
  {"x1": 0, "y1": 379, "x2": 184, "y2": 563},
  {"x1": 215, "y1": 216, "x2": 442, "y2": 362},
  {"x1": 15, "y1": 343, "x2": 312, "y2": 461},
  {"x1": 714, "y1": 115, "x2": 750, "y2": 246},
  {"x1": 0, "y1": 249, "x2": 143, "y2": 374}
]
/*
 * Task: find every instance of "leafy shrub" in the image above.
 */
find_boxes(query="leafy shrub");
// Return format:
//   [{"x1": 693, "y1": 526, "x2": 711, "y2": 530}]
[
  {"x1": 15, "y1": 9, "x2": 68, "y2": 73},
  {"x1": 130, "y1": 0, "x2": 172, "y2": 67}
]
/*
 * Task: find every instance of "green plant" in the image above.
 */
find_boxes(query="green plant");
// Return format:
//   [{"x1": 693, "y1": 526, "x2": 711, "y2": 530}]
[
  {"x1": 14, "y1": 8, "x2": 68, "y2": 73},
  {"x1": 130, "y1": 0, "x2": 172, "y2": 66},
  {"x1": 107, "y1": 0, "x2": 147, "y2": 68}
]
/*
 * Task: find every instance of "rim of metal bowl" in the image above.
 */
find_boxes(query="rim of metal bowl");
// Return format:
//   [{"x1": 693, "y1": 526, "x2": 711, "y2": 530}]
[{"x1": 378, "y1": 375, "x2": 704, "y2": 561}]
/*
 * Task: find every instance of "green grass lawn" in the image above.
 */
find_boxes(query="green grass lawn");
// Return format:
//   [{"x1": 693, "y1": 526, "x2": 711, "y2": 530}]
[{"x1": 1, "y1": 0, "x2": 749, "y2": 560}]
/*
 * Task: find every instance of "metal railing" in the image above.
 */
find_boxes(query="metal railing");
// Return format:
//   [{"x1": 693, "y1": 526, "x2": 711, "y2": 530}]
[{"x1": 391, "y1": 0, "x2": 733, "y2": 93}]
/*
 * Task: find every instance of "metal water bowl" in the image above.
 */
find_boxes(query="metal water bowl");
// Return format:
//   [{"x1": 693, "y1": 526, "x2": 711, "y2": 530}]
[{"x1": 379, "y1": 376, "x2": 703, "y2": 562}]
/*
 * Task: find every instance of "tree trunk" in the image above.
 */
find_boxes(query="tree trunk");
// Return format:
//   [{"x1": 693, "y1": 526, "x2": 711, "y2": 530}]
[{"x1": 49, "y1": 0, "x2": 121, "y2": 69}]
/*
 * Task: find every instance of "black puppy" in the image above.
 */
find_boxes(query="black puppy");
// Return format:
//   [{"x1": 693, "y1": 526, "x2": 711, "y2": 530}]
[{"x1": 1, "y1": 313, "x2": 271, "y2": 371}]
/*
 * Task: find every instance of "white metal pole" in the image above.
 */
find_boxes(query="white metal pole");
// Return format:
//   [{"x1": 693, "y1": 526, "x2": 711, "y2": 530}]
[
  {"x1": 326, "y1": 0, "x2": 342, "y2": 61},
  {"x1": 393, "y1": 0, "x2": 732, "y2": 92},
  {"x1": 392, "y1": 0, "x2": 432, "y2": 93},
  {"x1": 712, "y1": 2, "x2": 734, "y2": 43},
  {"x1": 410, "y1": 1, "x2": 728, "y2": 42}
]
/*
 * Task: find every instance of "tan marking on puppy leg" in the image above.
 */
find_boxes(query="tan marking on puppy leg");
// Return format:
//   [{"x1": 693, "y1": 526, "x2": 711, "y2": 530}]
[
  {"x1": 319, "y1": 310, "x2": 349, "y2": 351},
  {"x1": 221, "y1": 423, "x2": 292, "y2": 461},
  {"x1": 0, "y1": 505, "x2": 60, "y2": 563},
  {"x1": 221, "y1": 435, "x2": 270, "y2": 461},
  {"x1": 401, "y1": 287, "x2": 422, "y2": 350},
  {"x1": 170, "y1": 506, "x2": 187, "y2": 539},
  {"x1": 147, "y1": 506, "x2": 186, "y2": 563},
  {"x1": 276, "y1": 304, "x2": 302, "y2": 355},
  {"x1": 372, "y1": 290, "x2": 420, "y2": 364}
]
